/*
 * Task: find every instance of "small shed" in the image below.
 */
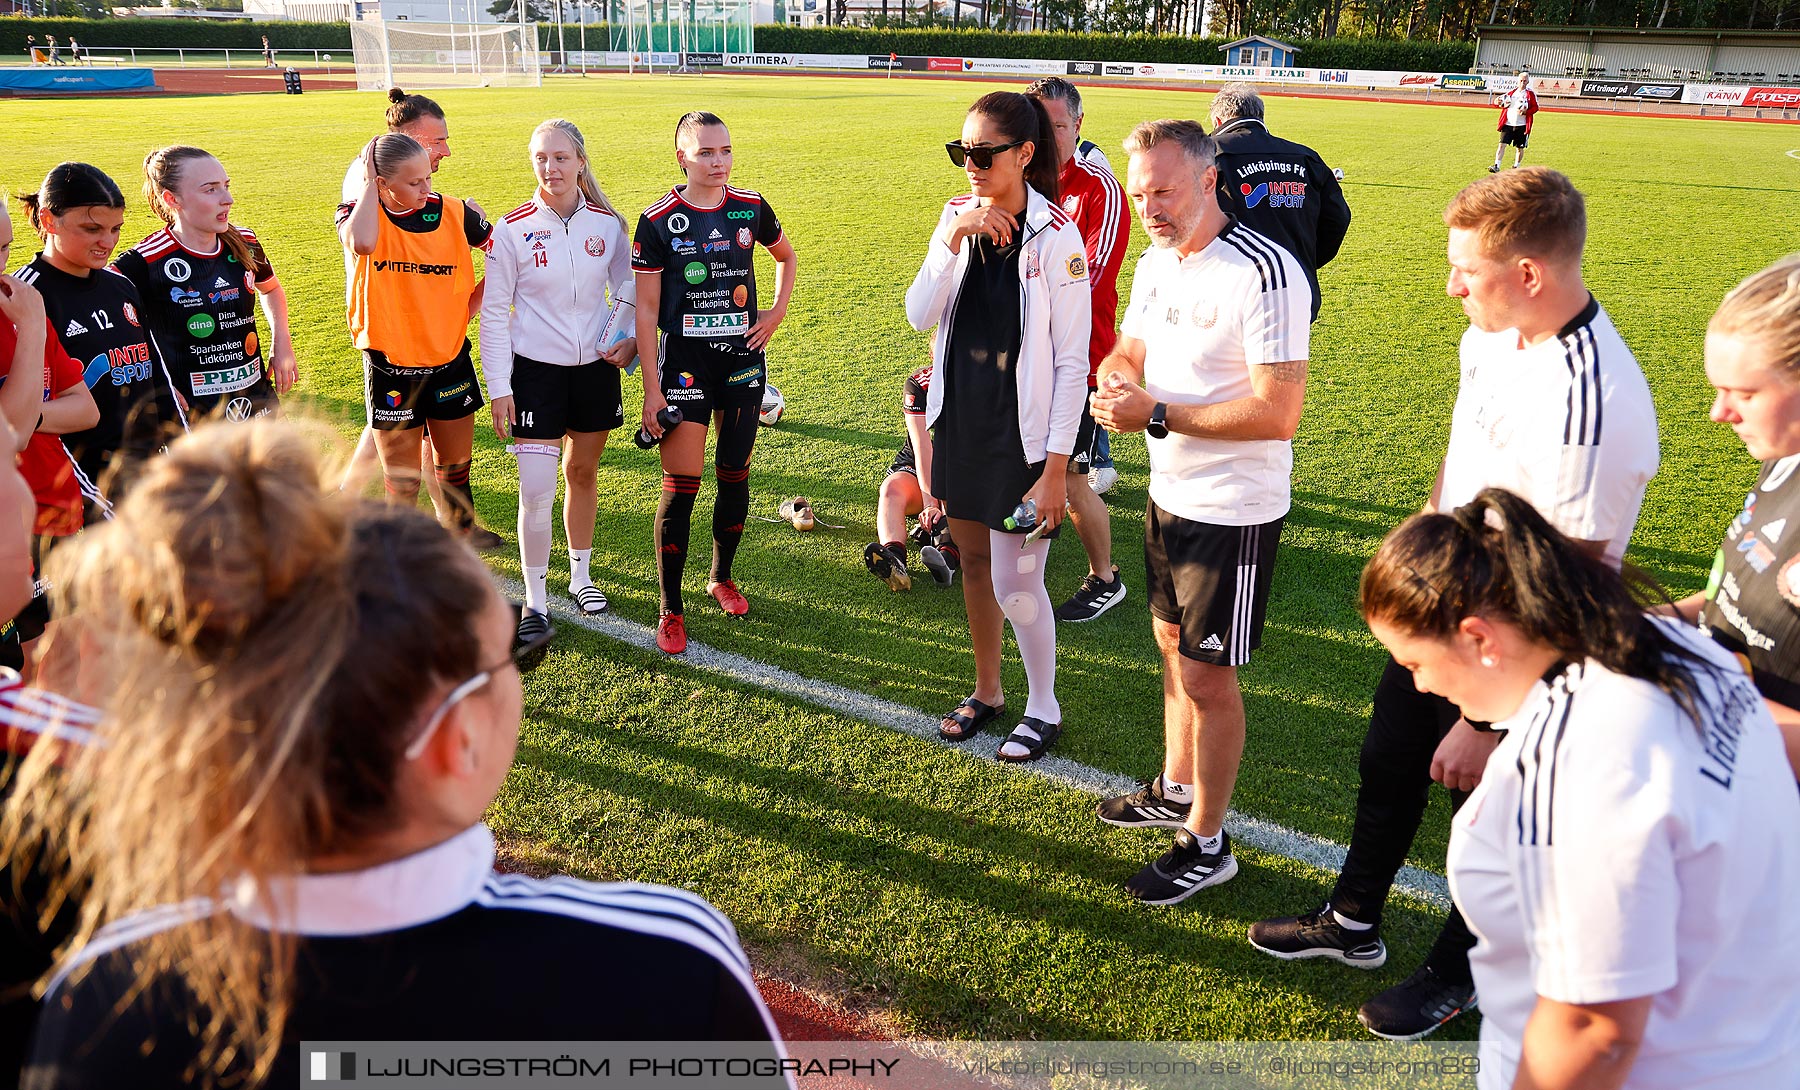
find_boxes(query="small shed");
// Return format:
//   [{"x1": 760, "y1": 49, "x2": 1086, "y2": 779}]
[{"x1": 1219, "y1": 35, "x2": 1300, "y2": 68}]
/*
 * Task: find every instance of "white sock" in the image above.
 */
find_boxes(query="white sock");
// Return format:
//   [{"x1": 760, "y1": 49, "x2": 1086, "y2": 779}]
[
  {"x1": 569, "y1": 548, "x2": 593, "y2": 590},
  {"x1": 524, "y1": 565, "x2": 549, "y2": 615},
  {"x1": 1333, "y1": 909, "x2": 1375, "y2": 931},
  {"x1": 516, "y1": 443, "x2": 559, "y2": 614},
  {"x1": 1190, "y1": 829, "x2": 1223, "y2": 853},
  {"x1": 989, "y1": 530, "x2": 1060, "y2": 724},
  {"x1": 1159, "y1": 776, "x2": 1195, "y2": 804}
]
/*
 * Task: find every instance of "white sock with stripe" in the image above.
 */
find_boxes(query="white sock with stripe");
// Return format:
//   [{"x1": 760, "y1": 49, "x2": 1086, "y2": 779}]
[
  {"x1": 569, "y1": 548, "x2": 593, "y2": 591},
  {"x1": 1160, "y1": 776, "x2": 1194, "y2": 804}
]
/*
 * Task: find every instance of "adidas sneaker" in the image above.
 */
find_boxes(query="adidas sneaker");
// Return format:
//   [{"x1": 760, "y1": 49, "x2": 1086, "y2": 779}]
[
  {"x1": 1247, "y1": 904, "x2": 1388, "y2": 968},
  {"x1": 1124, "y1": 829, "x2": 1238, "y2": 905},
  {"x1": 1097, "y1": 776, "x2": 1191, "y2": 829}
]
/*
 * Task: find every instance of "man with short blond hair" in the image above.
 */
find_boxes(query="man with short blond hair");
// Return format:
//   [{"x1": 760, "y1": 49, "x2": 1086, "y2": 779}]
[
  {"x1": 1248, "y1": 166, "x2": 1658, "y2": 1042},
  {"x1": 1091, "y1": 118, "x2": 1312, "y2": 906}
]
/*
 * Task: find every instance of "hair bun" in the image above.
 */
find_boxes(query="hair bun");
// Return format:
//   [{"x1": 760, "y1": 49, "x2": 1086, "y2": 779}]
[{"x1": 388, "y1": 86, "x2": 407, "y2": 103}]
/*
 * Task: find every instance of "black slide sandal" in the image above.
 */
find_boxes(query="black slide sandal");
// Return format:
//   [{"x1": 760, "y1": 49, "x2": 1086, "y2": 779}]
[
  {"x1": 939, "y1": 696, "x2": 1003, "y2": 742},
  {"x1": 996, "y1": 716, "x2": 1062, "y2": 763}
]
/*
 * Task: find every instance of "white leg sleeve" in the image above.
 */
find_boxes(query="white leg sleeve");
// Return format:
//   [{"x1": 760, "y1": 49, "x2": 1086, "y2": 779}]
[
  {"x1": 515, "y1": 442, "x2": 560, "y2": 572},
  {"x1": 989, "y1": 529, "x2": 1060, "y2": 724}
]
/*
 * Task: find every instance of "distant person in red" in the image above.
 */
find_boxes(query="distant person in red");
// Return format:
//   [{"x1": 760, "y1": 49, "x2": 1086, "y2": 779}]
[{"x1": 1491, "y1": 72, "x2": 1539, "y2": 173}]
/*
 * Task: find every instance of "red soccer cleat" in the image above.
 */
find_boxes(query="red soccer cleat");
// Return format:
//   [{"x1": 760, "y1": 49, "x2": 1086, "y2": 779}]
[
  {"x1": 706, "y1": 580, "x2": 749, "y2": 617},
  {"x1": 656, "y1": 611, "x2": 687, "y2": 654}
]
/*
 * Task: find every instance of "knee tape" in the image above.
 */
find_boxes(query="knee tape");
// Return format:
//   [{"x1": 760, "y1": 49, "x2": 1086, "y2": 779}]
[
  {"x1": 521, "y1": 492, "x2": 554, "y2": 534},
  {"x1": 1013, "y1": 551, "x2": 1040, "y2": 576},
  {"x1": 1001, "y1": 590, "x2": 1040, "y2": 627}
]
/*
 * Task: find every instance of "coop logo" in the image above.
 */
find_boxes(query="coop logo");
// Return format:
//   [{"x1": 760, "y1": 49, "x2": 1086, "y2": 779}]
[
  {"x1": 726, "y1": 209, "x2": 756, "y2": 220},
  {"x1": 1242, "y1": 180, "x2": 1308, "y2": 209},
  {"x1": 371, "y1": 260, "x2": 458, "y2": 275},
  {"x1": 1746, "y1": 86, "x2": 1800, "y2": 107},
  {"x1": 1317, "y1": 69, "x2": 1349, "y2": 82}
]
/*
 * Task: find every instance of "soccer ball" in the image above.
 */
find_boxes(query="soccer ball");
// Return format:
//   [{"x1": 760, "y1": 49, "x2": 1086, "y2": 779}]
[
  {"x1": 759, "y1": 383, "x2": 785, "y2": 427},
  {"x1": 1332, "y1": 167, "x2": 1345, "y2": 181}
]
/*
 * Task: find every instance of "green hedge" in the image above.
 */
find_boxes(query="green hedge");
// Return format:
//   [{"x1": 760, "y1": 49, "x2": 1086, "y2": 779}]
[
  {"x1": 752, "y1": 26, "x2": 1474, "y2": 71},
  {"x1": 0, "y1": 18, "x2": 351, "y2": 55}
]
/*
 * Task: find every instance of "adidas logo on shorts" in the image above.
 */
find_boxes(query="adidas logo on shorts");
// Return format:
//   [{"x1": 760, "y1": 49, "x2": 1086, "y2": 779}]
[
  {"x1": 1198, "y1": 633, "x2": 1225, "y2": 652},
  {"x1": 64, "y1": 320, "x2": 88, "y2": 337}
]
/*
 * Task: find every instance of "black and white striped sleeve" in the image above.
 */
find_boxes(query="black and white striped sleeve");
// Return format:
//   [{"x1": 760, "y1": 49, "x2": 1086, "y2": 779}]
[{"x1": 1225, "y1": 229, "x2": 1311, "y2": 367}]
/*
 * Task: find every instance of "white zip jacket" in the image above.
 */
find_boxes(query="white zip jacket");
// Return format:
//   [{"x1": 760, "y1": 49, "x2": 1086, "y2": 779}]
[
  {"x1": 479, "y1": 196, "x2": 634, "y2": 398},
  {"x1": 904, "y1": 186, "x2": 1091, "y2": 463}
]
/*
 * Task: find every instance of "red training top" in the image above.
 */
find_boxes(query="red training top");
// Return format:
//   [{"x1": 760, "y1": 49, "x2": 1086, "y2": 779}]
[
  {"x1": 1057, "y1": 155, "x2": 1131, "y2": 387},
  {"x1": 0, "y1": 317, "x2": 85, "y2": 536}
]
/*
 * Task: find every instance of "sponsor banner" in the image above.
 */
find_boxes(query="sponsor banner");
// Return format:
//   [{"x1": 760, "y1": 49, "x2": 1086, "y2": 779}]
[
  {"x1": 1745, "y1": 85, "x2": 1800, "y2": 108},
  {"x1": 1440, "y1": 73, "x2": 1488, "y2": 91},
  {"x1": 685, "y1": 51, "x2": 724, "y2": 66},
  {"x1": 867, "y1": 54, "x2": 927, "y2": 71},
  {"x1": 927, "y1": 57, "x2": 962, "y2": 72},
  {"x1": 960, "y1": 56, "x2": 1063, "y2": 75},
  {"x1": 0, "y1": 68, "x2": 157, "y2": 93},
  {"x1": 1682, "y1": 83, "x2": 1748, "y2": 105},
  {"x1": 1066, "y1": 60, "x2": 1100, "y2": 76},
  {"x1": 1530, "y1": 76, "x2": 1584, "y2": 96},
  {"x1": 1102, "y1": 62, "x2": 1136, "y2": 77},
  {"x1": 1316, "y1": 69, "x2": 1350, "y2": 83},
  {"x1": 1399, "y1": 72, "x2": 1442, "y2": 87},
  {"x1": 1579, "y1": 79, "x2": 1634, "y2": 98},
  {"x1": 725, "y1": 53, "x2": 796, "y2": 66},
  {"x1": 1629, "y1": 82, "x2": 1683, "y2": 100},
  {"x1": 1348, "y1": 69, "x2": 1408, "y2": 87}
]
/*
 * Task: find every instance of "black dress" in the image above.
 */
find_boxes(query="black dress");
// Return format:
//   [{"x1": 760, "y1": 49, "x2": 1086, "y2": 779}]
[{"x1": 931, "y1": 232, "x2": 1050, "y2": 536}]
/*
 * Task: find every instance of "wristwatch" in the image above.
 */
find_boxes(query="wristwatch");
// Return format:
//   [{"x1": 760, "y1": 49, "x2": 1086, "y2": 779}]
[{"x1": 1146, "y1": 402, "x2": 1169, "y2": 440}]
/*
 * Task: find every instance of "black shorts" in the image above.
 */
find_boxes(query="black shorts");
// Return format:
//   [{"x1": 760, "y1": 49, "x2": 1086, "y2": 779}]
[
  {"x1": 1070, "y1": 392, "x2": 1099, "y2": 475},
  {"x1": 511, "y1": 355, "x2": 624, "y2": 440},
  {"x1": 1144, "y1": 501, "x2": 1284, "y2": 666},
  {"x1": 191, "y1": 382, "x2": 279, "y2": 424},
  {"x1": 887, "y1": 438, "x2": 918, "y2": 479},
  {"x1": 1499, "y1": 125, "x2": 1529, "y2": 148},
  {"x1": 660, "y1": 352, "x2": 765, "y2": 421},
  {"x1": 364, "y1": 341, "x2": 485, "y2": 432}
]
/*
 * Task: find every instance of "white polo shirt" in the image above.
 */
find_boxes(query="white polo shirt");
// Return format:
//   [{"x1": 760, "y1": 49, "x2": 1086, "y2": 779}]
[
  {"x1": 1503, "y1": 87, "x2": 1534, "y2": 127},
  {"x1": 1449, "y1": 623, "x2": 1800, "y2": 1090},
  {"x1": 1437, "y1": 297, "x2": 1658, "y2": 565},
  {"x1": 1120, "y1": 218, "x2": 1311, "y2": 526}
]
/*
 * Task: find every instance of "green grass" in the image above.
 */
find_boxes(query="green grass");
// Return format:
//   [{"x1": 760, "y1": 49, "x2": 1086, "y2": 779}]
[{"x1": 5, "y1": 76, "x2": 1794, "y2": 1040}]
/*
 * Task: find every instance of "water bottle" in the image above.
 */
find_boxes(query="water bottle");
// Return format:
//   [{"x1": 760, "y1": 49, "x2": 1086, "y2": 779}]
[
  {"x1": 633, "y1": 405, "x2": 684, "y2": 449},
  {"x1": 1003, "y1": 500, "x2": 1038, "y2": 533}
]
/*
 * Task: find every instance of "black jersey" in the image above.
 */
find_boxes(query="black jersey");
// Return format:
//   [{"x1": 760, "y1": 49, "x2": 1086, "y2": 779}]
[
  {"x1": 14, "y1": 256, "x2": 184, "y2": 489},
  {"x1": 896, "y1": 364, "x2": 932, "y2": 462},
  {"x1": 1701, "y1": 453, "x2": 1800, "y2": 709},
  {"x1": 112, "y1": 226, "x2": 279, "y2": 417},
  {"x1": 631, "y1": 186, "x2": 781, "y2": 369},
  {"x1": 26, "y1": 826, "x2": 784, "y2": 1089}
]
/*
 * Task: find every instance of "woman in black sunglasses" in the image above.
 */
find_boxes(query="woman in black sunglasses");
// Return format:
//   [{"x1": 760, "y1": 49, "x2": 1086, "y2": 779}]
[
  {"x1": 11, "y1": 420, "x2": 784, "y2": 1087},
  {"x1": 905, "y1": 91, "x2": 1093, "y2": 763}
]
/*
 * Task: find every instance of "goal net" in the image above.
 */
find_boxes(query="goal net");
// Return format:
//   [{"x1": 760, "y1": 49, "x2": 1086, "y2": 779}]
[{"x1": 348, "y1": 19, "x2": 542, "y2": 91}]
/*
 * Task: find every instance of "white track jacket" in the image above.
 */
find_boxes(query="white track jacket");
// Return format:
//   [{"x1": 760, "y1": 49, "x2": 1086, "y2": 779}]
[
  {"x1": 479, "y1": 196, "x2": 634, "y2": 398},
  {"x1": 905, "y1": 186, "x2": 1091, "y2": 462}
]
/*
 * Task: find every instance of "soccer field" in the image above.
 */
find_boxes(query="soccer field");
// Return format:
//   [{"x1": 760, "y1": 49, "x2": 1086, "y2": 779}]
[{"x1": 6, "y1": 76, "x2": 1796, "y2": 1041}]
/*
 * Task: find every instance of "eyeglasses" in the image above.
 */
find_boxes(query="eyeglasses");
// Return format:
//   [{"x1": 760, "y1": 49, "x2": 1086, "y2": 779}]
[
  {"x1": 403, "y1": 603, "x2": 550, "y2": 762},
  {"x1": 945, "y1": 141, "x2": 1025, "y2": 170}
]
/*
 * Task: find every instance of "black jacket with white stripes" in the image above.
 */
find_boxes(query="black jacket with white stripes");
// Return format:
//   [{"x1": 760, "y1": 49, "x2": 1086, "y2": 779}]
[{"x1": 25, "y1": 825, "x2": 783, "y2": 1089}]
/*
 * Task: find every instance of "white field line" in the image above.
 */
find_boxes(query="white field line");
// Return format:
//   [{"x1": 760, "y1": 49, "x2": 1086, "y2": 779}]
[{"x1": 500, "y1": 577, "x2": 1451, "y2": 909}]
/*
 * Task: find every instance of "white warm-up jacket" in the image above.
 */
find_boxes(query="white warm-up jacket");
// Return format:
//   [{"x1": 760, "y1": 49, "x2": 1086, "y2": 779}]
[
  {"x1": 904, "y1": 186, "x2": 1091, "y2": 463},
  {"x1": 479, "y1": 196, "x2": 634, "y2": 398}
]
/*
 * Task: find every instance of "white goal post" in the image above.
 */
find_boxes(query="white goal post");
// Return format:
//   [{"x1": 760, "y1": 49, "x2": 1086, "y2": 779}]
[{"x1": 348, "y1": 19, "x2": 542, "y2": 91}]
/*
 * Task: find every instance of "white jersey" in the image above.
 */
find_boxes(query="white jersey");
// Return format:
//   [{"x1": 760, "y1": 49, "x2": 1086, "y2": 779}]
[
  {"x1": 478, "y1": 197, "x2": 634, "y2": 397},
  {"x1": 1503, "y1": 87, "x2": 1533, "y2": 127},
  {"x1": 1449, "y1": 623, "x2": 1800, "y2": 1090},
  {"x1": 1119, "y1": 218, "x2": 1312, "y2": 525},
  {"x1": 1438, "y1": 298, "x2": 1658, "y2": 565}
]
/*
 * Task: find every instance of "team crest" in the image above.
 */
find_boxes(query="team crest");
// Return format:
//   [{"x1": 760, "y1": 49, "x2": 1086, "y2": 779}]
[
  {"x1": 1066, "y1": 254, "x2": 1087, "y2": 280},
  {"x1": 122, "y1": 302, "x2": 139, "y2": 326},
  {"x1": 1063, "y1": 195, "x2": 1079, "y2": 214},
  {"x1": 585, "y1": 235, "x2": 606, "y2": 257},
  {"x1": 736, "y1": 227, "x2": 753, "y2": 249},
  {"x1": 668, "y1": 212, "x2": 690, "y2": 234},
  {"x1": 1191, "y1": 302, "x2": 1218, "y2": 328}
]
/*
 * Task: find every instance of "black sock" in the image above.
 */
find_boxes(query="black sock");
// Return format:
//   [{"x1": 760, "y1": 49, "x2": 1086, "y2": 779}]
[
  {"x1": 657, "y1": 472, "x2": 700, "y2": 614},
  {"x1": 432, "y1": 461, "x2": 474, "y2": 531},
  {"x1": 709, "y1": 404, "x2": 758, "y2": 584},
  {"x1": 883, "y1": 540, "x2": 908, "y2": 565}
]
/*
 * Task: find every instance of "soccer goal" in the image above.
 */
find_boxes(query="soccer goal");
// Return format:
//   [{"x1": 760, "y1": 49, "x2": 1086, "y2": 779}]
[{"x1": 348, "y1": 19, "x2": 542, "y2": 91}]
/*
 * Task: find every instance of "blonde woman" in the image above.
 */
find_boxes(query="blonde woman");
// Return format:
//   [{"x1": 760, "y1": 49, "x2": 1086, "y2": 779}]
[
  {"x1": 480, "y1": 120, "x2": 635, "y2": 651},
  {"x1": 10, "y1": 421, "x2": 783, "y2": 1086}
]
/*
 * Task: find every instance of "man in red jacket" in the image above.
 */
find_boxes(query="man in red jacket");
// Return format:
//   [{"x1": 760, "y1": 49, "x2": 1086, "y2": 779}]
[
  {"x1": 1491, "y1": 72, "x2": 1540, "y2": 173},
  {"x1": 1027, "y1": 77, "x2": 1134, "y2": 623}
]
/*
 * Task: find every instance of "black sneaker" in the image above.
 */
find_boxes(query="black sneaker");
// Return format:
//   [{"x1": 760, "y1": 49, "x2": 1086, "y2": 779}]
[
  {"x1": 1247, "y1": 904, "x2": 1388, "y2": 968},
  {"x1": 1357, "y1": 965, "x2": 1477, "y2": 1041},
  {"x1": 1124, "y1": 829, "x2": 1238, "y2": 905},
  {"x1": 919, "y1": 544, "x2": 955, "y2": 587},
  {"x1": 1097, "y1": 777, "x2": 1191, "y2": 829},
  {"x1": 862, "y1": 541, "x2": 911, "y2": 592},
  {"x1": 1056, "y1": 570, "x2": 1127, "y2": 623}
]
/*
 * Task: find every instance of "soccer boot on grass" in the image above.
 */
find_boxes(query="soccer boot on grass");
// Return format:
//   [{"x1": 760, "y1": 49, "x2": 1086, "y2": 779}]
[
  {"x1": 1247, "y1": 904, "x2": 1388, "y2": 968},
  {"x1": 1357, "y1": 965, "x2": 1477, "y2": 1041},
  {"x1": 1096, "y1": 776, "x2": 1191, "y2": 829},
  {"x1": 1124, "y1": 829, "x2": 1238, "y2": 905},
  {"x1": 862, "y1": 541, "x2": 911, "y2": 592}
]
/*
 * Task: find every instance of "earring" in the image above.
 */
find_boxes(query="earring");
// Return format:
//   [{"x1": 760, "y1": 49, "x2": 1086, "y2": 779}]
[{"x1": 1481, "y1": 656, "x2": 1496, "y2": 667}]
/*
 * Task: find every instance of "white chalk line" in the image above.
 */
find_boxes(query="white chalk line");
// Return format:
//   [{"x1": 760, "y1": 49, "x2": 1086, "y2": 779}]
[
  {"x1": 498, "y1": 575, "x2": 1451, "y2": 909},
  {"x1": 1787, "y1": 149, "x2": 1800, "y2": 160}
]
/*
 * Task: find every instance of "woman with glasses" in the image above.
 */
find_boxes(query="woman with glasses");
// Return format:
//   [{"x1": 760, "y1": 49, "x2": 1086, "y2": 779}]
[
  {"x1": 11, "y1": 420, "x2": 783, "y2": 1087},
  {"x1": 1365, "y1": 488, "x2": 1800, "y2": 1090},
  {"x1": 904, "y1": 91, "x2": 1091, "y2": 762}
]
